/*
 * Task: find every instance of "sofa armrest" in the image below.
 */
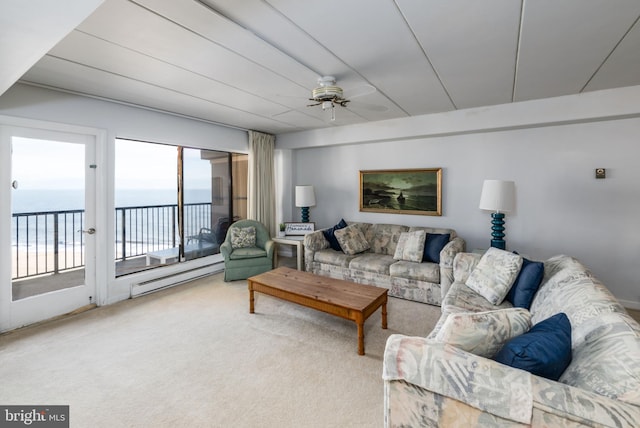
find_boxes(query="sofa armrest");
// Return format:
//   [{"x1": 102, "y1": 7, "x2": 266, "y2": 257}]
[
  {"x1": 303, "y1": 230, "x2": 329, "y2": 271},
  {"x1": 264, "y1": 239, "x2": 275, "y2": 258},
  {"x1": 452, "y1": 252, "x2": 482, "y2": 283},
  {"x1": 303, "y1": 230, "x2": 329, "y2": 252},
  {"x1": 383, "y1": 334, "x2": 533, "y2": 424},
  {"x1": 220, "y1": 241, "x2": 232, "y2": 259},
  {"x1": 439, "y1": 237, "x2": 466, "y2": 298},
  {"x1": 531, "y1": 376, "x2": 640, "y2": 427},
  {"x1": 440, "y1": 236, "x2": 466, "y2": 267}
]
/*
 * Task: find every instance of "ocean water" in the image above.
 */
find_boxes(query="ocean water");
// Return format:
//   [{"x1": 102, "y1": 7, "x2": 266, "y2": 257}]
[
  {"x1": 11, "y1": 189, "x2": 212, "y2": 249},
  {"x1": 11, "y1": 188, "x2": 211, "y2": 213}
]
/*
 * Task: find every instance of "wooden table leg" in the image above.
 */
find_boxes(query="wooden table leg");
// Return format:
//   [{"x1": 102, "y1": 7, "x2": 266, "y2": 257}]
[
  {"x1": 357, "y1": 320, "x2": 365, "y2": 355},
  {"x1": 381, "y1": 299, "x2": 388, "y2": 329},
  {"x1": 249, "y1": 283, "x2": 255, "y2": 314}
]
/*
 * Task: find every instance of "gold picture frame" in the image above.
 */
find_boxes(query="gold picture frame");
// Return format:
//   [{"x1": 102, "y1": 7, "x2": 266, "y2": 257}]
[{"x1": 360, "y1": 168, "x2": 442, "y2": 216}]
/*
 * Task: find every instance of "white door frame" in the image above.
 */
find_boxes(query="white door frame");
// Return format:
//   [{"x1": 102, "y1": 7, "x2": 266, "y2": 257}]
[{"x1": 0, "y1": 116, "x2": 107, "y2": 332}]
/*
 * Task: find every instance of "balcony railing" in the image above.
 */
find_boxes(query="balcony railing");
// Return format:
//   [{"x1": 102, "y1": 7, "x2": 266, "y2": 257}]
[{"x1": 12, "y1": 202, "x2": 213, "y2": 280}]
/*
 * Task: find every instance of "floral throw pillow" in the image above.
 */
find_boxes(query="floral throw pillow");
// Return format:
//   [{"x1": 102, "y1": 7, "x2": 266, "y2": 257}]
[
  {"x1": 230, "y1": 226, "x2": 256, "y2": 249},
  {"x1": 434, "y1": 308, "x2": 532, "y2": 358},
  {"x1": 465, "y1": 247, "x2": 523, "y2": 305},
  {"x1": 334, "y1": 224, "x2": 370, "y2": 255},
  {"x1": 393, "y1": 230, "x2": 426, "y2": 262}
]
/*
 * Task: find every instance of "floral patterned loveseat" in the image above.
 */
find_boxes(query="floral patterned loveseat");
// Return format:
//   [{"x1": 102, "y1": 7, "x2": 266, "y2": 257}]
[
  {"x1": 383, "y1": 252, "x2": 640, "y2": 427},
  {"x1": 303, "y1": 221, "x2": 465, "y2": 306}
]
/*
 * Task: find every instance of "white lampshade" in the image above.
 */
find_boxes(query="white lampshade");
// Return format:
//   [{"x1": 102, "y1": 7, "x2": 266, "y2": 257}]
[
  {"x1": 479, "y1": 180, "x2": 515, "y2": 213},
  {"x1": 295, "y1": 185, "x2": 316, "y2": 207}
]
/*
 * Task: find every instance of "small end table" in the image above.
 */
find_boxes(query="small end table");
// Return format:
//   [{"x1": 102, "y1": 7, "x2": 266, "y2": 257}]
[{"x1": 272, "y1": 235, "x2": 305, "y2": 270}]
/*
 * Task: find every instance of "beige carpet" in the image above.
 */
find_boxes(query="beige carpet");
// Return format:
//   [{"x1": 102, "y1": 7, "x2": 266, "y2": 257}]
[{"x1": 0, "y1": 271, "x2": 442, "y2": 427}]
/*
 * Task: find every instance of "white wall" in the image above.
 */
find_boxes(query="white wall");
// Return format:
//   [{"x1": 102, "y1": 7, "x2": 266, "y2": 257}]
[
  {"x1": 281, "y1": 89, "x2": 640, "y2": 308},
  {"x1": 0, "y1": 83, "x2": 248, "y2": 307},
  {"x1": 3, "y1": 83, "x2": 640, "y2": 311}
]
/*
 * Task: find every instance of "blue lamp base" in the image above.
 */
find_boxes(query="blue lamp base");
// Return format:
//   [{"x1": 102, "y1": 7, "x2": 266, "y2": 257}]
[
  {"x1": 300, "y1": 206, "x2": 310, "y2": 223},
  {"x1": 490, "y1": 212, "x2": 506, "y2": 250}
]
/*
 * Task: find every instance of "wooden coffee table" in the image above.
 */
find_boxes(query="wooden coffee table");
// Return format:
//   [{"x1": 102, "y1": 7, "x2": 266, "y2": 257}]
[{"x1": 248, "y1": 267, "x2": 388, "y2": 355}]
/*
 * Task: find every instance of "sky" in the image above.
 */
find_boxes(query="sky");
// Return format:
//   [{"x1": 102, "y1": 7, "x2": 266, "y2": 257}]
[
  {"x1": 11, "y1": 137, "x2": 84, "y2": 189},
  {"x1": 116, "y1": 140, "x2": 212, "y2": 189},
  {"x1": 11, "y1": 137, "x2": 212, "y2": 190}
]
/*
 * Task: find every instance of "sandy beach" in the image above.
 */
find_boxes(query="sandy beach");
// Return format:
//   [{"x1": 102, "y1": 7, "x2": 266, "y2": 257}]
[{"x1": 12, "y1": 247, "x2": 84, "y2": 280}]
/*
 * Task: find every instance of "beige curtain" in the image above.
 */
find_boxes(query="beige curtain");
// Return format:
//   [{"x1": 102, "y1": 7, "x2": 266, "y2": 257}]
[{"x1": 248, "y1": 130, "x2": 276, "y2": 237}]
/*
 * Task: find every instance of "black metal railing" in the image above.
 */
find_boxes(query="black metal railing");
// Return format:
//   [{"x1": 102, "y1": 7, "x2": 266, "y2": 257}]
[
  {"x1": 12, "y1": 202, "x2": 212, "y2": 280},
  {"x1": 114, "y1": 202, "x2": 212, "y2": 260},
  {"x1": 12, "y1": 210, "x2": 85, "y2": 280}
]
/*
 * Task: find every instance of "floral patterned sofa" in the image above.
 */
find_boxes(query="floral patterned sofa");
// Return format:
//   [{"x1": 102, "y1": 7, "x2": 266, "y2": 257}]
[
  {"x1": 383, "y1": 251, "x2": 640, "y2": 427},
  {"x1": 303, "y1": 221, "x2": 465, "y2": 306}
]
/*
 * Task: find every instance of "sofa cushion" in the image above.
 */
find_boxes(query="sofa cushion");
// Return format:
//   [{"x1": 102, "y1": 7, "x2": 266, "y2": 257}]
[
  {"x1": 313, "y1": 249, "x2": 357, "y2": 267},
  {"x1": 230, "y1": 226, "x2": 256, "y2": 249},
  {"x1": 393, "y1": 230, "x2": 426, "y2": 262},
  {"x1": 389, "y1": 261, "x2": 440, "y2": 283},
  {"x1": 506, "y1": 257, "x2": 544, "y2": 309},
  {"x1": 349, "y1": 254, "x2": 396, "y2": 275},
  {"x1": 442, "y1": 282, "x2": 514, "y2": 315},
  {"x1": 422, "y1": 233, "x2": 450, "y2": 263},
  {"x1": 228, "y1": 247, "x2": 267, "y2": 260},
  {"x1": 364, "y1": 224, "x2": 409, "y2": 256},
  {"x1": 493, "y1": 313, "x2": 572, "y2": 381},
  {"x1": 322, "y1": 218, "x2": 347, "y2": 251},
  {"x1": 409, "y1": 226, "x2": 457, "y2": 239},
  {"x1": 466, "y1": 248, "x2": 523, "y2": 305},
  {"x1": 559, "y1": 312, "x2": 640, "y2": 406},
  {"x1": 452, "y1": 252, "x2": 483, "y2": 284},
  {"x1": 435, "y1": 308, "x2": 532, "y2": 358},
  {"x1": 334, "y1": 224, "x2": 370, "y2": 255}
]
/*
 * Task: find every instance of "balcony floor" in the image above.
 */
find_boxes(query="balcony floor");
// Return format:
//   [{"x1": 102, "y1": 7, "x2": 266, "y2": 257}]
[{"x1": 12, "y1": 256, "x2": 151, "y2": 301}]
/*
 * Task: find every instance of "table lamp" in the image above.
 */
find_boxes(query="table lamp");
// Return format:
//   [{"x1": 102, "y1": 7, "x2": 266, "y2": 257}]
[
  {"x1": 479, "y1": 180, "x2": 515, "y2": 250},
  {"x1": 295, "y1": 185, "x2": 316, "y2": 223}
]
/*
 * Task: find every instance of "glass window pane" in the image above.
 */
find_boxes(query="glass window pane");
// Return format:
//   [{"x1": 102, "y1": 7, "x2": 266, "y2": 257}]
[
  {"x1": 114, "y1": 139, "x2": 247, "y2": 275},
  {"x1": 183, "y1": 148, "x2": 216, "y2": 261},
  {"x1": 115, "y1": 139, "x2": 178, "y2": 275},
  {"x1": 11, "y1": 137, "x2": 85, "y2": 300}
]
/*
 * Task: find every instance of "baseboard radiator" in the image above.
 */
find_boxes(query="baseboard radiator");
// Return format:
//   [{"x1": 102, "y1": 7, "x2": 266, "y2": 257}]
[{"x1": 131, "y1": 262, "x2": 224, "y2": 298}]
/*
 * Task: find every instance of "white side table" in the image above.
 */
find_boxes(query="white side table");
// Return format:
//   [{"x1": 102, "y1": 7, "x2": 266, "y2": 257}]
[{"x1": 272, "y1": 235, "x2": 305, "y2": 270}]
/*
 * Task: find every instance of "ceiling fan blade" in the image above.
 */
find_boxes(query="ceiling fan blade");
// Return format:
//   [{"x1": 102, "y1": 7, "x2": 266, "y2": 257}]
[
  {"x1": 348, "y1": 101, "x2": 388, "y2": 112},
  {"x1": 343, "y1": 84, "x2": 376, "y2": 100}
]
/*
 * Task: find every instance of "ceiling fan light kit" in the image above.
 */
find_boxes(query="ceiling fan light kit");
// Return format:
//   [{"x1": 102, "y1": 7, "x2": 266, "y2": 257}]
[
  {"x1": 311, "y1": 76, "x2": 344, "y2": 100},
  {"x1": 306, "y1": 75, "x2": 383, "y2": 121},
  {"x1": 308, "y1": 76, "x2": 350, "y2": 120}
]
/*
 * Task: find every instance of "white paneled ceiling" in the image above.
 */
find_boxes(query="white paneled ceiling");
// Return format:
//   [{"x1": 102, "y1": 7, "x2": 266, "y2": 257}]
[{"x1": 11, "y1": 0, "x2": 640, "y2": 135}]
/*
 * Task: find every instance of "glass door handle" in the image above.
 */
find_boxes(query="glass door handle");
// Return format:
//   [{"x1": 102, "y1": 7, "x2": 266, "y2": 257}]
[{"x1": 81, "y1": 228, "x2": 96, "y2": 235}]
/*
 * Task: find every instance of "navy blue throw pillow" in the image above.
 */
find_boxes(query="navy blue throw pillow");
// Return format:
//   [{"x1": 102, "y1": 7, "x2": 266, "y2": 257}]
[
  {"x1": 422, "y1": 233, "x2": 450, "y2": 263},
  {"x1": 322, "y1": 219, "x2": 347, "y2": 251},
  {"x1": 493, "y1": 312, "x2": 572, "y2": 381},
  {"x1": 506, "y1": 257, "x2": 544, "y2": 309}
]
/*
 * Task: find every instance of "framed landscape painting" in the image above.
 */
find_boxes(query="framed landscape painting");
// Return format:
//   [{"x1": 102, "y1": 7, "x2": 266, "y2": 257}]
[{"x1": 360, "y1": 168, "x2": 442, "y2": 216}]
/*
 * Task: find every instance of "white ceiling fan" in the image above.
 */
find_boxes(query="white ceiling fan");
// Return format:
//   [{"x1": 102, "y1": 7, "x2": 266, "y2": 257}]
[{"x1": 306, "y1": 76, "x2": 385, "y2": 121}]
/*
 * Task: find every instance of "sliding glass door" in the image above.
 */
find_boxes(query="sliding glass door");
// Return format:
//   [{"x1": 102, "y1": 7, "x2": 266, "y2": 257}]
[{"x1": 114, "y1": 139, "x2": 247, "y2": 276}]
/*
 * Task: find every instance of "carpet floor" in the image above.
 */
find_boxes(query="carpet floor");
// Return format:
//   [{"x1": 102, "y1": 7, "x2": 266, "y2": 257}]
[{"x1": 0, "y1": 271, "x2": 442, "y2": 427}]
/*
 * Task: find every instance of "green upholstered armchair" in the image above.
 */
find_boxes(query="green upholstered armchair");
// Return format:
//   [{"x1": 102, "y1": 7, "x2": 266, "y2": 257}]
[{"x1": 220, "y1": 219, "x2": 275, "y2": 281}]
